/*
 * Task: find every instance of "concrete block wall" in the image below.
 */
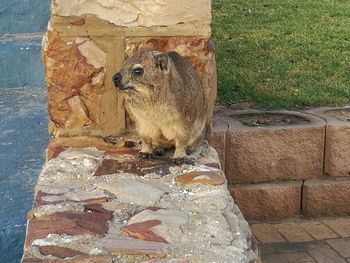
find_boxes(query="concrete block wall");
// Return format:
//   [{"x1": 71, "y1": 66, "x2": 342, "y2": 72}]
[{"x1": 211, "y1": 108, "x2": 350, "y2": 222}]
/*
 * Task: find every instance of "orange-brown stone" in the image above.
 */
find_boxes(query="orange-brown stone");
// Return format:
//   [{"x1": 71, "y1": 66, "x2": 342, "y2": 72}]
[
  {"x1": 102, "y1": 238, "x2": 168, "y2": 257},
  {"x1": 94, "y1": 158, "x2": 173, "y2": 177},
  {"x1": 122, "y1": 220, "x2": 167, "y2": 243},
  {"x1": 43, "y1": 31, "x2": 105, "y2": 132},
  {"x1": 46, "y1": 137, "x2": 138, "y2": 160},
  {"x1": 38, "y1": 246, "x2": 87, "y2": 258},
  {"x1": 175, "y1": 170, "x2": 225, "y2": 186},
  {"x1": 27, "y1": 212, "x2": 110, "y2": 243}
]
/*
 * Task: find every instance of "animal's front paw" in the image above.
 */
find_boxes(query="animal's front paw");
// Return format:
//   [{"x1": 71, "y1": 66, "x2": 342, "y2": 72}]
[
  {"x1": 153, "y1": 147, "x2": 165, "y2": 156},
  {"x1": 138, "y1": 152, "x2": 153, "y2": 160},
  {"x1": 173, "y1": 157, "x2": 194, "y2": 166}
]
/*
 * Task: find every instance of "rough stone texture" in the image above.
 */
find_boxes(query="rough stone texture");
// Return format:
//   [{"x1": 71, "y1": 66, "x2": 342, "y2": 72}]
[
  {"x1": 42, "y1": 31, "x2": 121, "y2": 137},
  {"x1": 102, "y1": 239, "x2": 168, "y2": 257},
  {"x1": 122, "y1": 220, "x2": 167, "y2": 243},
  {"x1": 38, "y1": 245, "x2": 87, "y2": 258},
  {"x1": 26, "y1": 211, "x2": 110, "y2": 243},
  {"x1": 46, "y1": 136, "x2": 139, "y2": 160},
  {"x1": 175, "y1": 170, "x2": 225, "y2": 186},
  {"x1": 302, "y1": 178, "x2": 350, "y2": 217},
  {"x1": 230, "y1": 181, "x2": 302, "y2": 221},
  {"x1": 21, "y1": 141, "x2": 258, "y2": 263},
  {"x1": 52, "y1": 0, "x2": 211, "y2": 29},
  {"x1": 308, "y1": 107, "x2": 350, "y2": 177},
  {"x1": 224, "y1": 110, "x2": 325, "y2": 184},
  {"x1": 98, "y1": 177, "x2": 170, "y2": 206}
]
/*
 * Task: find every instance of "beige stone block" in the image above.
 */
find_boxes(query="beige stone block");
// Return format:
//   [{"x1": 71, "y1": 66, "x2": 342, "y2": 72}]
[
  {"x1": 49, "y1": 15, "x2": 211, "y2": 38},
  {"x1": 125, "y1": 36, "x2": 217, "y2": 125},
  {"x1": 229, "y1": 181, "x2": 302, "y2": 221},
  {"x1": 52, "y1": 0, "x2": 211, "y2": 28},
  {"x1": 308, "y1": 107, "x2": 350, "y2": 177},
  {"x1": 302, "y1": 178, "x2": 350, "y2": 217},
  {"x1": 225, "y1": 110, "x2": 325, "y2": 184}
]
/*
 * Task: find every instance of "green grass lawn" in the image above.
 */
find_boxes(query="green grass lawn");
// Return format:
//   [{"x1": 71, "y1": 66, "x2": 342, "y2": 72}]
[{"x1": 212, "y1": 0, "x2": 350, "y2": 109}]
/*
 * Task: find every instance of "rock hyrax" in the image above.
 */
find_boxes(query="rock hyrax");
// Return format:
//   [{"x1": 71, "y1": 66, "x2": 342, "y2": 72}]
[{"x1": 113, "y1": 49, "x2": 207, "y2": 163}]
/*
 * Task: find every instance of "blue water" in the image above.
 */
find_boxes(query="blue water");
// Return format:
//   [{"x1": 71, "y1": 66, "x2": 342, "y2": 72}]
[{"x1": 0, "y1": 87, "x2": 49, "y2": 263}]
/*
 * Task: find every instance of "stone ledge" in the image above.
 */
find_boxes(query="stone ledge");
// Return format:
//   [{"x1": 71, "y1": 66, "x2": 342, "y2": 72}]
[
  {"x1": 22, "y1": 137, "x2": 259, "y2": 263},
  {"x1": 50, "y1": 15, "x2": 211, "y2": 38},
  {"x1": 307, "y1": 107, "x2": 350, "y2": 177},
  {"x1": 302, "y1": 178, "x2": 350, "y2": 217},
  {"x1": 51, "y1": 0, "x2": 211, "y2": 29}
]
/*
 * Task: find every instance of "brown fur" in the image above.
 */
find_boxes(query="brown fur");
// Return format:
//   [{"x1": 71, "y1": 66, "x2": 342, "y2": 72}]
[{"x1": 113, "y1": 49, "x2": 207, "y2": 159}]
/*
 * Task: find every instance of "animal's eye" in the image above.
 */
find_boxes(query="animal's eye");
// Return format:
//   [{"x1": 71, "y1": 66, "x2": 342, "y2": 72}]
[{"x1": 132, "y1": 67, "x2": 144, "y2": 76}]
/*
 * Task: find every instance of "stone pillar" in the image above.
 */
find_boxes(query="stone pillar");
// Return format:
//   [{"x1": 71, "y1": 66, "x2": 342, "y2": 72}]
[{"x1": 43, "y1": 0, "x2": 216, "y2": 137}]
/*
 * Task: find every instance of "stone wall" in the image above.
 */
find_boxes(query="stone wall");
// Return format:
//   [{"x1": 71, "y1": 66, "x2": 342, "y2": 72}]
[
  {"x1": 43, "y1": 0, "x2": 217, "y2": 137},
  {"x1": 21, "y1": 137, "x2": 258, "y2": 263}
]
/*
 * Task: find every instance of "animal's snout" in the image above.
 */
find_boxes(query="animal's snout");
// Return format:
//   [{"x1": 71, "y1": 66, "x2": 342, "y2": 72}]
[{"x1": 113, "y1": 72, "x2": 122, "y2": 88}]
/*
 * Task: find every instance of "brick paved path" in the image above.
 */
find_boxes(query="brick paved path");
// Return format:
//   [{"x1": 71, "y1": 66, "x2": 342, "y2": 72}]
[{"x1": 251, "y1": 217, "x2": 350, "y2": 263}]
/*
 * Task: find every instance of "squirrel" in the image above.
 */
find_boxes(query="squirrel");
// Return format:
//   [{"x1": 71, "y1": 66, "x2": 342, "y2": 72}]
[{"x1": 113, "y1": 49, "x2": 208, "y2": 164}]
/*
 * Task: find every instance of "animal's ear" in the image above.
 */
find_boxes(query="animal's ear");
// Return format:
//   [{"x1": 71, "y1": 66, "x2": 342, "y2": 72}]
[{"x1": 153, "y1": 51, "x2": 168, "y2": 71}]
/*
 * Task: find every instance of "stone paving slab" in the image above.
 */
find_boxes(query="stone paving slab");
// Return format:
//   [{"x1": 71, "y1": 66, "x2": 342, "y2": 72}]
[
  {"x1": 252, "y1": 217, "x2": 350, "y2": 263},
  {"x1": 21, "y1": 137, "x2": 258, "y2": 263}
]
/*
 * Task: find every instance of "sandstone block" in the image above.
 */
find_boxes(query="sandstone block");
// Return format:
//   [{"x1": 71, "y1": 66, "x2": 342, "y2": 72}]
[
  {"x1": 225, "y1": 110, "x2": 325, "y2": 184},
  {"x1": 308, "y1": 107, "x2": 350, "y2": 177},
  {"x1": 229, "y1": 181, "x2": 302, "y2": 221},
  {"x1": 52, "y1": 0, "x2": 211, "y2": 29},
  {"x1": 302, "y1": 178, "x2": 350, "y2": 217},
  {"x1": 42, "y1": 30, "x2": 125, "y2": 138}
]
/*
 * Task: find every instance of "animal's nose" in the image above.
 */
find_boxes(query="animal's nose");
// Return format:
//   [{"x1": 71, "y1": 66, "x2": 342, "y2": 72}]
[{"x1": 112, "y1": 72, "x2": 122, "y2": 87}]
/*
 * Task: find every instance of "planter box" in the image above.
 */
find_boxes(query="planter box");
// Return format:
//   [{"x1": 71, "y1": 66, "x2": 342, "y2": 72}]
[
  {"x1": 223, "y1": 110, "x2": 325, "y2": 184},
  {"x1": 308, "y1": 107, "x2": 350, "y2": 177}
]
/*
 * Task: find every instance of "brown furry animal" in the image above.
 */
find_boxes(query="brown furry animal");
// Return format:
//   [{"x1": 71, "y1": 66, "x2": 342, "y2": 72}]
[{"x1": 113, "y1": 49, "x2": 207, "y2": 163}]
